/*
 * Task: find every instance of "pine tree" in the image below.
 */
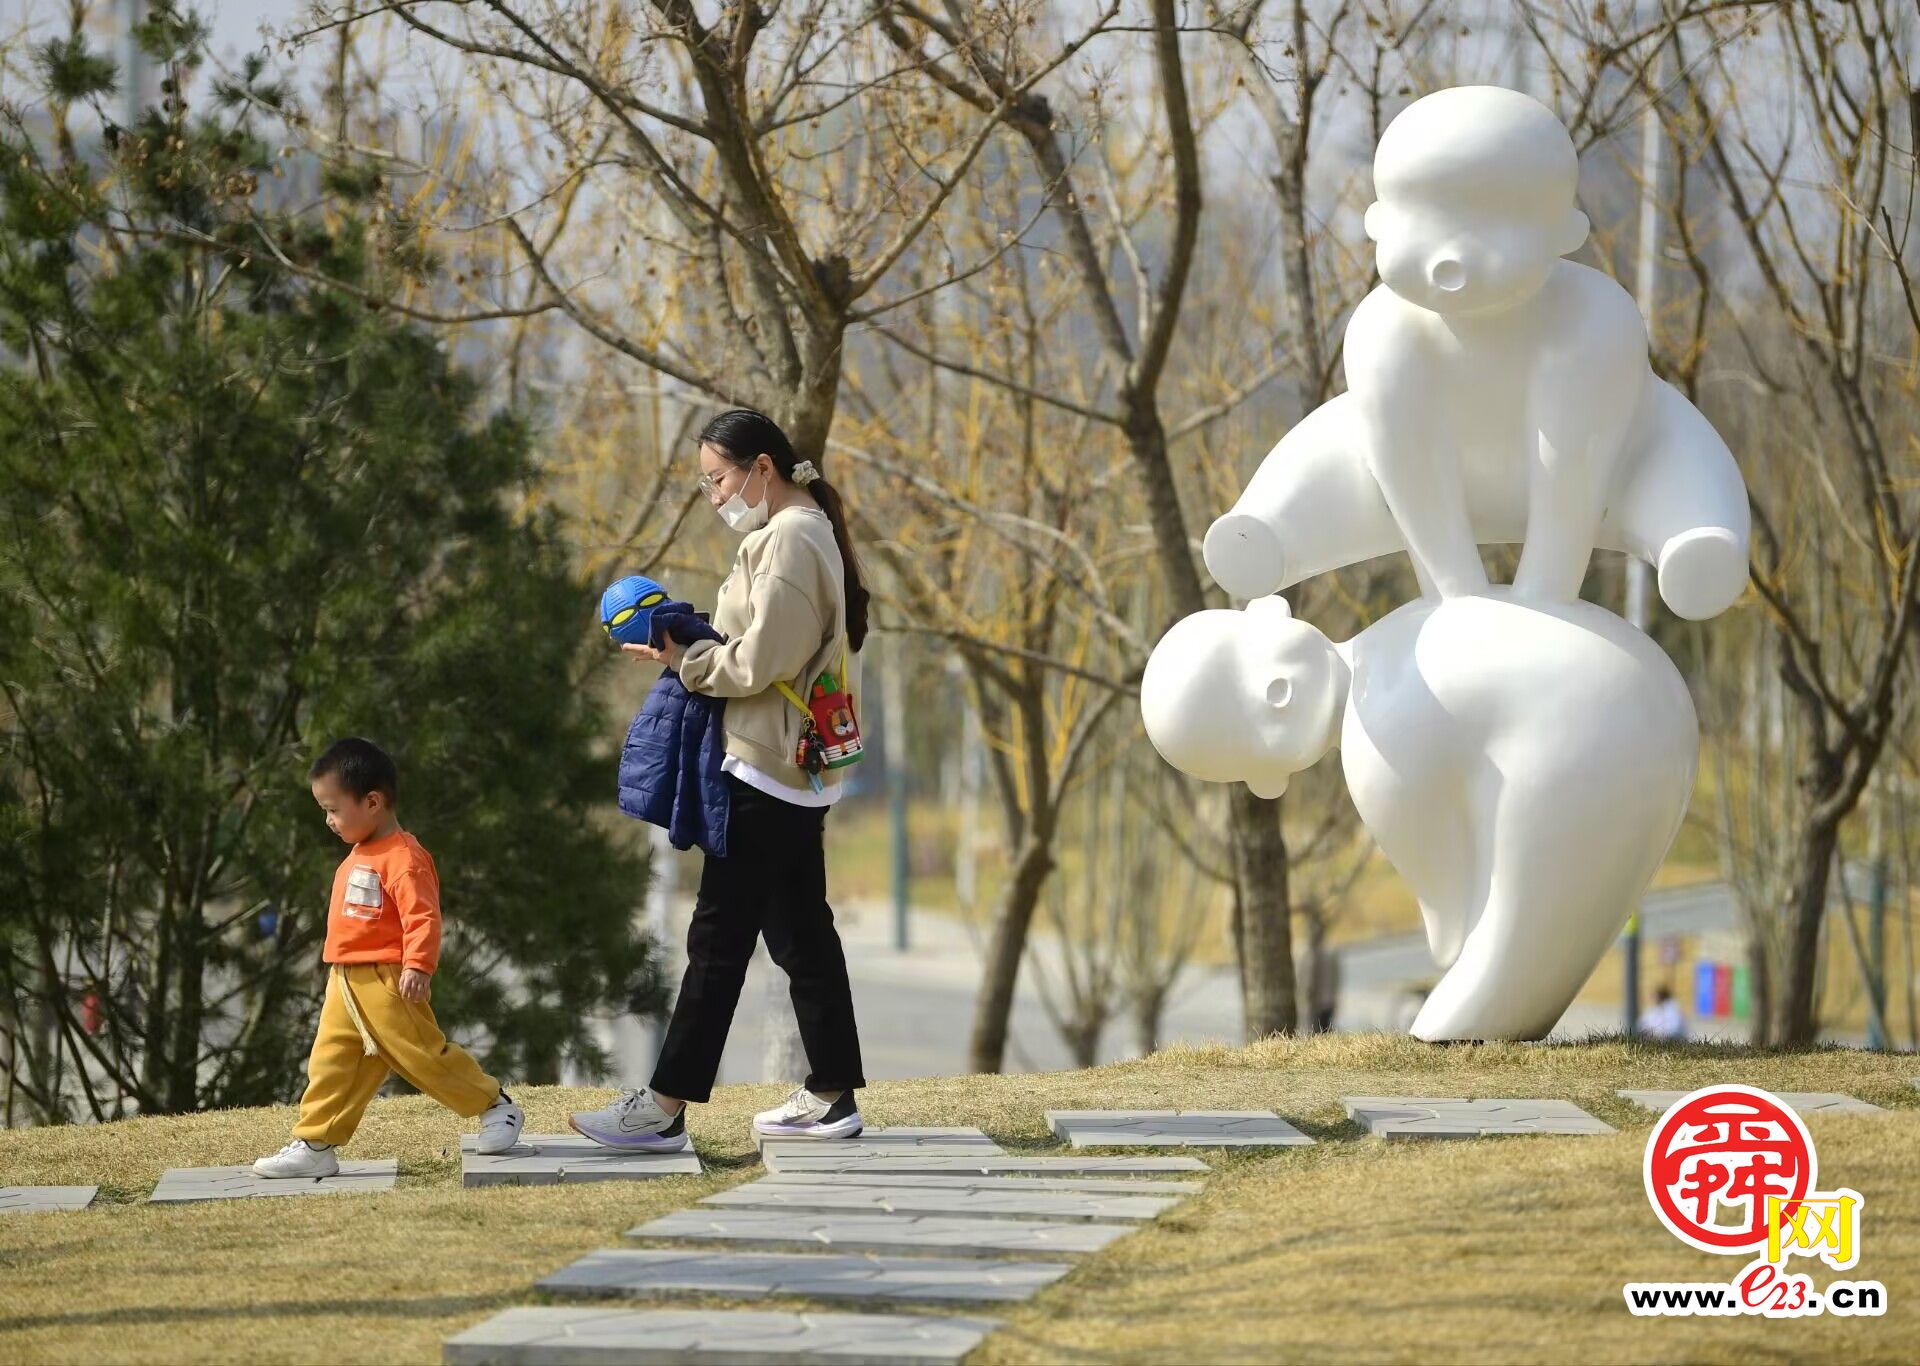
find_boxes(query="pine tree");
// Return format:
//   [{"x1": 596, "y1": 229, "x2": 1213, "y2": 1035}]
[{"x1": 0, "y1": 8, "x2": 663, "y2": 1124}]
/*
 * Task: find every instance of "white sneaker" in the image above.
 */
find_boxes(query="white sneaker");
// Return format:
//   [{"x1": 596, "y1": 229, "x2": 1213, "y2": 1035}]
[
  {"x1": 252, "y1": 1139, "x2": 340, "y2": 1179},
  {"x1": 753, "y1": 1087, "x2": 863, "y2": 1140},
  {"x1": 567, "y1": 1087, "x2": 690, "y2": 1151},
  {"x1": 476, "y1": 1091, "x2": 525, "y2": 1155}
]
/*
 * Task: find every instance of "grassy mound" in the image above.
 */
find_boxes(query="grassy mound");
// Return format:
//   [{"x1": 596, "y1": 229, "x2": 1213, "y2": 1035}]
[{"x1": 1, "y1": 1034, "x2": 1914, "y2": 1363}]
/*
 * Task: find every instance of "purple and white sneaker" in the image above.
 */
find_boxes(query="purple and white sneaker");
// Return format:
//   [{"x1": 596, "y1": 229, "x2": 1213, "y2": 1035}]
[{"x1": 568, "y1": 1087, "x2": 690, "y2": 1151}]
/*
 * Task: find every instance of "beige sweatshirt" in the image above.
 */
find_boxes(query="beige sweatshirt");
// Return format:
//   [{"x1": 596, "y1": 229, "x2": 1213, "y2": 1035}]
[{"x1": 677, "y1": 506, "x2": 859, "y2": 795}]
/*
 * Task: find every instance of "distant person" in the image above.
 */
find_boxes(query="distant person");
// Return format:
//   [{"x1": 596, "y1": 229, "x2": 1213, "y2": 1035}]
[
  {"x1": 571, "y1": 408, "x2": 870, "y2": 1151},
  {"x1": 253, "y1": 739, "x2": 524, "y2": 1178},
  {"x1": 1637, "y1": 985, "x2": 1688, "y2": 1041}
]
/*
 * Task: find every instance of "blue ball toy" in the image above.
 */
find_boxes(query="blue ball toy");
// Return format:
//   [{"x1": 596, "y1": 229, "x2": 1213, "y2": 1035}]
[{"x1": 600, "y1": 574, "x2": 670, "y2": 646}]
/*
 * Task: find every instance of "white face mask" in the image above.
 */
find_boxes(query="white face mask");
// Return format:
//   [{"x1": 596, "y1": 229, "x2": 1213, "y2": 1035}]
[{"x1": 717, "y1": 462, "x2": 770, "y2": 534}]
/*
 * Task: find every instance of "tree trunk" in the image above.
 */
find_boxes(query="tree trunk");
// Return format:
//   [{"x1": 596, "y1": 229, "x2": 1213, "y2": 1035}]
[
  {"x1": 1300, "y1": 918, "x2": 1331, "y2": 1034},
  {"x1": 166, "y1": 915, "x2": 205, "y2": 1112},
  {"x1": 1231, "y1": 785, "x2": 1296, "y2": 1038},
  {"x1": 1744, "y1": 914, "x2": 1774, "y2": 1047},
  {"x1": 1271, "y1": 126, "x2": 1328, "y2": 405},
  {"x1": 1067, "y1": 1017, "x2": 1101, "y2": 1069},
  {"x1": 969, "y1": 835, "x2": 1057, "y2": 1073},
  {"x1": 1773, "y1": 816, "x2": 1842, "y2": 1048},
  {"x1": 1131, "y1": 983, "x2": 1166, "y2": 1057}
]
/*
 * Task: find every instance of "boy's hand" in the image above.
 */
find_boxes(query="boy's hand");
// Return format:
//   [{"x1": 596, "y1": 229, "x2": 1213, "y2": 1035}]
[
  {"x1": 398, "y1": 968, "x2": 431, "y2": 1002},
  {"x1": 625, "y1": 639, "x2": 683, "y2": 669}
]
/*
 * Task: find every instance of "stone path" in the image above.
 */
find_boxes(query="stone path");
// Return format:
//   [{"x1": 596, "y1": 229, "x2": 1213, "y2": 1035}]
[
  {"x1": 461, "y1": 1133, "x2": 704, "y2": 1187},
  {"x1": 757, "y1": 1127, "x2": 1004, "y2": 1158},
  {"x1": 762, "y1": 1150, "x2": 1207, "y2": 1177},
  {"x1": 538, "y1": 1248, "x2": 1074, "y2": 1304},
  {"x1": 1617, "y1": 1089, "x2": 1887, "y2": 1116},
  {"x1": 1047, "y1": 1109, "x2": 1314, "y2": 1148},
  {"x1": 1343, "y1": 1097, "x2": 1615, "y2": 1140},
  {"x1": 442, "y1": 1307, "x2": 1000, "y2": 1365},
  {"x1": 146, "y1": 1159, "x2": 398, "y2": 1204},
  {"x1": 629, "y1": 1208, "x2": 1134, "y2": 1258},
  {"x1": 485, "y1": 1125, "x2": 1211, "y2": 1357},
  {"x1": 0, "y1": 1185, "x2": 97, "y2": 1214},
  {"x1": 761, "y1": 1172, "x2": 1206, "y2": 1194},
  {"x1": 706, "y1": 1178, "x2": 1183, "y2": 1222}
]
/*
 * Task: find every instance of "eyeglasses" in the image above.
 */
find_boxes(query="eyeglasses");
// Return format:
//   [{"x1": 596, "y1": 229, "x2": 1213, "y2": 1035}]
[{"x1": 697, "y1": 462, "x2": 757, "y2": 499}]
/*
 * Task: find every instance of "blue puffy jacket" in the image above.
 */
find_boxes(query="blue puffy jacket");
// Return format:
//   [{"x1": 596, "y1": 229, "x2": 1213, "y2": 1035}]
[{"x1": 616, "y1": 603, "x2": 730, "y2": 857}]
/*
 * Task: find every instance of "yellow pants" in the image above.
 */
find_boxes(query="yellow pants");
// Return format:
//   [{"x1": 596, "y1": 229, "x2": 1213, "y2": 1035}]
[{"x1": 292, "y1": 964, "x2": 501, "y2": 1147}]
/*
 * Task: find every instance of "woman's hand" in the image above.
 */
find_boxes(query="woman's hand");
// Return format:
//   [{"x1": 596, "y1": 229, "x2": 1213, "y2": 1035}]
[{"x1": 624, "y1": 639, "x2": 684, "y2": 669}]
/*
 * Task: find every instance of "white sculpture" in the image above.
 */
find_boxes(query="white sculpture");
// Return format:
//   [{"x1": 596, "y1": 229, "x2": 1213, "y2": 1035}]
[{"x1": 1144, "y1": 86, "x2": 1747, "y2": 1041}]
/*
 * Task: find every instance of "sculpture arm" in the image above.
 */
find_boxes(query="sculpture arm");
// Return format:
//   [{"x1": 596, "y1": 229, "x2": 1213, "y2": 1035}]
[
  {"x1": 1203, "y1": 393, "x2": 1412, "y2": 598},
  {"x1": 1598, "y1": 378, "x2": 1751, "y2": 621}
]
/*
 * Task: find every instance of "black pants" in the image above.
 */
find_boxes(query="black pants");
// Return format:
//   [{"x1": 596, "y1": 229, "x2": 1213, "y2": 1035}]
[{"x1": 651, "y1": 775, "x2": 865, "y2": 1103}]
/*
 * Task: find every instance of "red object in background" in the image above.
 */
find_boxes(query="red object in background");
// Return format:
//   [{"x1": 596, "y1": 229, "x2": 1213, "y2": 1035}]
[
  {"x1": 81, "y1": 991, "x2": 103, "y2": 1035},
  {"x1": 1711, "y1": 964, "x2": 1733, "y2": 1018}
]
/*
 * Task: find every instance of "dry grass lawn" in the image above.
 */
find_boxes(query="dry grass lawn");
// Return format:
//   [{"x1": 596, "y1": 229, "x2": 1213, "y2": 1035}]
[{"x1": 1, "y1": 1034, "x2": 1914, "y2": 1364}]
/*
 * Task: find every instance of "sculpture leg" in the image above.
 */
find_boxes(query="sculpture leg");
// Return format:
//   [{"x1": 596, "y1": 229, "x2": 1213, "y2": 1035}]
[
  {"x1": 1410, "y1": 753, "x2": 1682, "y2": 1042},
  {"x1": 1511, "y1": 429, "x2": 1612, "y2": 603},
  {"x1": 1342, "y1": 722, "x2": 1478, "y2": 970}
]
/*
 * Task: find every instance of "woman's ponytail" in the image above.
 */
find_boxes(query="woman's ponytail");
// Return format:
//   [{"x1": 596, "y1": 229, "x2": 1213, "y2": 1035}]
[
  {"x1": 697, "y1": 407, "x2": 871, "y2": 652},
  {"x1": 808, "y1": 477, "x2": 870, "y2": 653}
]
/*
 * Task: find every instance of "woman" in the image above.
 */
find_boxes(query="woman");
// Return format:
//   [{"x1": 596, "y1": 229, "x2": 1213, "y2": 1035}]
[{"x1": 571, "y1": 409, "x2": 870, "y2": 1148}]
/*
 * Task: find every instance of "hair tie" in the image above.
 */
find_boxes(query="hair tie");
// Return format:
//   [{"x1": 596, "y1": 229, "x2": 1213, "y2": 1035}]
[{"x1": 791, "y1": 460, "x2": 821, "y2": 487}]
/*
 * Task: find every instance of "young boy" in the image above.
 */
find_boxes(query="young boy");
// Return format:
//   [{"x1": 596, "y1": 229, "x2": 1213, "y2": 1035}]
[{"x1": 254, "y1": 738, "x2": 523, "y2": 1177}]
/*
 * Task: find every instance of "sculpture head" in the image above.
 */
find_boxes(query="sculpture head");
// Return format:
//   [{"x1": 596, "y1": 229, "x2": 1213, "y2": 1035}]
[
  {"x1": 1140, "y1": 596, "x2": 1347, "y2": 799},
  {"x1": 1365, "y1": 86, "x2": 1589, "y2": 317}
]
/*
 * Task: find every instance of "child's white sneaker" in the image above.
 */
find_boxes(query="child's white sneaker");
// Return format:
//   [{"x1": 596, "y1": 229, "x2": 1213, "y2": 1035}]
[
  {"x1": 568, "y1": 1087, "x2": 689, "y2": 1151},
  {"x1": 476, "y1": 1091, "x2": 525, "y2": 1155},
  {"x1": 253, "y1": 1139, "x2": 340, "y2": 1179}
]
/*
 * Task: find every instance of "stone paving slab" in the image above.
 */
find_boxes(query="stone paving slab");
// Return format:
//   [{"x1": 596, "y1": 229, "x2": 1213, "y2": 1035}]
[
  {"x1": 756, "y1": 1127, "x2": 1004, "y2": 1160},
  {"x1": 1343, "y1": 1097, "x2": 1615, "y2": 1140},
  {"x1": 1047, "y1": 1109, "x2": 1314, "y2": 1148},
  {"x1": 0, "y1": 1186, "x2": 97, "y2": 1214},
  {"x1": 630, "y1": 1207, "x2": 1131, "y2": 1258},
  {"x1": 538, "y1": 1248, "x2": 1070, "y2": 1305},
  {"x1": 459, "y1": 1134, "x2": 703, "y2": 1186},
  {"x1": 443, "y1": 1306, "x2": 1000, "y2": 1365},
  {"x1": 762, "y1": 1150, "x2": 1206, "y2": 1177},
  {"x1": 761, "y1": 1172, "x2": 1206, "y2": 1195},
  {"x1": 1617, "y1": 1090, "x2": 1888, "y2": 1117},
  {"x1": 147, "y1": 1160, "x2": 398, "y2": 1204},
  {"x1": 706, "y1": 1179, "x2": 1182, "y2": 1223}
]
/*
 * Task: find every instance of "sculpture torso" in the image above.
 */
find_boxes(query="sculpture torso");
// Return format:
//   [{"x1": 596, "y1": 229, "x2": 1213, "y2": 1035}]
[{"x1": 1346, "y1": 261, "x2": 1650, "y2": 600}]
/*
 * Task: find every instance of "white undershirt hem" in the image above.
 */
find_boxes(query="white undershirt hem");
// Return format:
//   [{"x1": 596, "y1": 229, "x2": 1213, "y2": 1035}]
[{"x1": 722, "y1": 754, "x2": 844, "y2": 808}]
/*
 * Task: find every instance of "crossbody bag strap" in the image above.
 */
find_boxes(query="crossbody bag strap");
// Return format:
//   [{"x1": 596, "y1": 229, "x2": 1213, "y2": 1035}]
[{"x1": 773, "y1": 639, "x2": 852, "y2": 716}]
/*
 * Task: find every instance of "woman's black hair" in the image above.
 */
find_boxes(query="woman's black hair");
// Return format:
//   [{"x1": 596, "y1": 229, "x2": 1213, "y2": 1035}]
[{"x1": 698, "y1": 408, "x2": 870, "y2": 652}]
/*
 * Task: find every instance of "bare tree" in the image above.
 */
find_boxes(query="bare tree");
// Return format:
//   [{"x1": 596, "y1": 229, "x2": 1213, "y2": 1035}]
[
  {"x1": 880, "y1": 1, "x2": 1309, "y2": 1039},
  {"x1": 292, "y1": 0, "x2": 1121, "y2": 458},
  {"x1": 1651, "y1": 2, "x2": 1920, "y2": 1045}
]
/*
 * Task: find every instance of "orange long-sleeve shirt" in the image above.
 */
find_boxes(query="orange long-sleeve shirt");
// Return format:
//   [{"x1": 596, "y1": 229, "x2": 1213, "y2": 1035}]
[{"x1": 322, "y1": 831, "x2": 442, "y2": 975}]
